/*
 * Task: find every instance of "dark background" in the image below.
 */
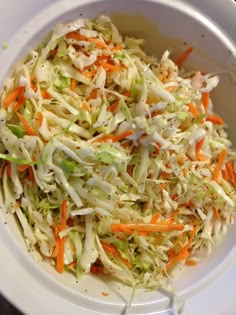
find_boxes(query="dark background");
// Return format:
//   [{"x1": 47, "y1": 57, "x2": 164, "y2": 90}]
[{"x1": 0, "y1": 294, "x2": 24, "y2": 315}]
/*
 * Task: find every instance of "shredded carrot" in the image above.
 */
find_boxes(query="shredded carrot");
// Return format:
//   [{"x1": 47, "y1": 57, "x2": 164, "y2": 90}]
[
  {"x1": 51, "y1": 224, "x2": 59, "y2": 258},
  {"x1": 88, "y1": 89, "x2": 98, "y2": 100},
  {"x1": 100, "y1": 240, "x2": 131, "y2": 268},
  {"x1": 84, "y1": 69, "x2": 97, "y2": 78},
  {"x1": 177, "y1": 156, "x2": 185, "y2": 165},
  {"x1": 202, "y1": 92, "x2": 210, "y2": 112},
  {"x1": 185, "y1": 260, "x2": 197, "y2": 266},
  {"x1": 82, "y1": 103, "x2": 90, "y2": 111},
  {"x1": 17, "y1": 164, "x2": 30, "y2": 172},
  {"x1": 17, "y1": 113, "x2": 36, "y2": 136},
  {"x1": 165, "y1": 225, "x2": 198, "y2": 271},
  {"x1": 176, "y1": 47, "x2": 193, "y2": 66},
  {"x1": 150, "y1": 213, "x2": 161, "y2": 224},
  {"x1": 111, "y1": 223, "x2": 185, "y2": 233},
  {"x1": 195, "y1": 137, "x2": 205, "y2": 160},
  {"x1": 12, "y1": 95, "x2": 26, "y2": 112},
  {"x1": 37, "y1": 112, "x2": 43, "y2": 127},
  {"x1": 66, "y1": 32, "x2": 107, "y2": 48},
  {"x1": 4, "y1": 86, "x2": 25, "y2": 109},
  {"x1": 213, "y1": 149, "x2": 227, "y2": 182},
  {"x1": 100, "y1": 61, "x2": 123, "y2": 72},
  {"x1": 41, "y1": 90, "x2": 52, "y2": 99},
  {"x1": 56, "y1": 200, "x2": 67, "y2": 273},
  {"x1": 68, "y1": 261, "x2": 77, "y2": 269},
  {"x1": 102, "y1": 292, "x2": 109, "y2": 297},
  {"x1": 108, "y1": 100, "x2": 119, "y2": 112},
  {"x1": 6, "y1": 161, "x2": 11, "y2": 177},
  {"x1": 226, "y1": 161, "x2": 236, "y2": 188},
  {"x1": 221, "y1": 168, "x2": 228, "y2": 181},
  {"x1": 186, "y1": 102, "x2": 200, "y2": 118},
  {"x1": 213, "y1": 207, "x2": 220, "y2": 220},
  {"x1": 93, "y1": 130, "x2": 134, "y2": 143},
  {"x1": 206, "y1": 115, "x2": 224, "y2": 125},
  {"x1": 28, "y1": 167, "x2": 35, "y2": 184},
  {"x1": 111, "y1": 45, "x2": 122, "y2": 51},
  {"x1": 112, "y1": 130, "x2": 134, "y2": 142},
  {"x1": 70, "y1": 78, "x2": 76, "y2": 92}
]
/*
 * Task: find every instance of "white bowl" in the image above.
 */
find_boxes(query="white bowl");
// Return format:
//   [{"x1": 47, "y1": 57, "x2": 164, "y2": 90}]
[{"x1": 1, "y1": 1, "x2": 236, "y2": 314}]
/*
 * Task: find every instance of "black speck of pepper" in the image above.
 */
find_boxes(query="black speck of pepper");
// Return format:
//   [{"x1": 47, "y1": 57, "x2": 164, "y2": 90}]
[
  {"x1": 201, "y1": 34, "x2": 205, "y2": 38},
  {"x1": 80, "y1": 13, "x2": 83, "y2": 16},
  {"x1": 4, "y1": 222, "x2": 7, "y2": 225}
]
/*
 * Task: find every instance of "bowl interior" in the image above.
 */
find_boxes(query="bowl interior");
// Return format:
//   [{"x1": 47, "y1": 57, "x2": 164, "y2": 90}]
[{"x1": 1, "y1": 0, "x2": 236, "y2": 314}]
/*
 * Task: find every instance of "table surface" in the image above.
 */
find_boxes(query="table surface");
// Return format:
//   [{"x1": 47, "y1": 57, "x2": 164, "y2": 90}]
[{"x1": 0, "y1": 1, "x2": 236, "y2": 315}]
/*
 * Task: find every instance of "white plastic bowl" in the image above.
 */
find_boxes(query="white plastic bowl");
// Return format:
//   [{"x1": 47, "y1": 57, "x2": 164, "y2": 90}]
[{"x1": 0, "y1": 1, "x2": 236, "y2": 314}]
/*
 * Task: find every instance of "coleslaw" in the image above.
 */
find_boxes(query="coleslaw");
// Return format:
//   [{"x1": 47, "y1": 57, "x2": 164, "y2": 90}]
[{"x1": 0, "y1": 15, "x2": 236, "y2": 290}]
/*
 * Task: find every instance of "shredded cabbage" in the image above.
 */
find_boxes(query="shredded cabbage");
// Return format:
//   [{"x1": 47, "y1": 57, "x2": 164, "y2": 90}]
[{"x1": 0, "y1": 15, "x2": 236, "y2": 291}]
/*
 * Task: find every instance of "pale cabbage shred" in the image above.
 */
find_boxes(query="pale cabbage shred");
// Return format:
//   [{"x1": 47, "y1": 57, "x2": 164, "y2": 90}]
[{"x1": 0, "y1": 15, "x2": 236, "y2": 290}]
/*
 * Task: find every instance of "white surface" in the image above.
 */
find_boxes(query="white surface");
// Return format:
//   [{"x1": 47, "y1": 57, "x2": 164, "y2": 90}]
[{"x1": 0, "y1": 1, "x2": 236, "y2": 315}]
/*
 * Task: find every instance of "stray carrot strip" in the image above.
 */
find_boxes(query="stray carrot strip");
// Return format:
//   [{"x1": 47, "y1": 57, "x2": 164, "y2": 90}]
[
  {"x1": 60, "y1": 200, "x2": 67, "y2": 231},
  {"x1": 186, "y1": 102, "x2": 200, "y2": 118},
  {"x1": 100, "y1": 240, "x2": 131, "y2": 268},
  {"x1": 66, "y1": 32, "x2": 107, "y2": 48},
  {"x1": 88, "y1": 89, "x2": 98, "y2": 100},
  {"x1": 93, "y1": 130, "x2": 135, "y2": 143},
  {"x1": 82, "y1": 103, "x2": 90, "y2": 111},
  {"x1": 206, "y1": 115, "x2": 224, "y2": 125},
  {"x1": 196, "y1": 152, "x2": 208, "y2": 161},
  {"x1": 111, "y1": 45, "x2": 122, "y2": 51},
  {"x1": 226, "y1": 161, "x2": 236, "y2": 188},
  {"x1": 56, "y1": 200, "x2": 67, "y2": 273},
  {"x1": 100, "y1": 61, "x2": 123, "y2": 72},
  {"x1": 185, "y1": 260, "x2": 197, "y2": 266},
  {"x1": 30, "y1": 83, "x2": 37, "y2": 92},
  {"x1": 28, "y1": 167, "x2": 35, "y2": 184},
  {"x1": 165, "y1": 225, "x2": 198, "y2": 271},
  {"x1": 202, "y1": 92, "x2": 210, "y2": 112},
  {"x1": 41, "y1": 90, "x2": 52, "y2": 100},
  {"x1": 213, "y1": 149, "x2": 227, "y2": 182},
  {"x1": 176, "y1": 47, "x2": 193, "y2": 66},
  {"x1": 111, "y1": 223, "x2": 185, "y2": 233},
  {"x1": 102, "y1": 292, "x2": 109, "y2": 297},
  {"x1": 177, "y1": 156, "x2": 185, "y2": 165},
  {"x1": 84, "y1": 69, "x2": 97, "y2": 78},
  {"x1": 213, "y1": 207, "x2": 220, "y2": 220},
  {"x1": 17, "y1": 164, "x2": 30, "y2": 172},
  {"x1": 108, "y1": 100, "x2": 120, "y2": 112},
  {"x1": 51, "y1": 224, "x2": 59, "y2": 258},
  {"x1": 150, "y1": 213, "x2": 161, "y2": 224},
  {"x1": 4, "y1": 86, "x2": 25, "y2": 109},
  {"x1": 160, "y1": 183, "x2": 167, "y2": 190},
  {"x1": 112, "y1": 130, "x2": 135, "y2": 142},
  {"x1": 37, "y1": 112, "x2": 43, "y2": 127},
  {"x1": 165, "y1": 85, "x2": 176, "y2": 92},
  {"x1": 68, "y1": 261, "x2": 77, "y2": 269},
  {"x1": 195, "y1": 137, "x2": 205, "y2": 161},
  {"x1": 70, "y1": 78, "x2": 76, "y2": 92},
  {"x1": 12, "y1": 95, "x2": 26, "y2": 112},
  {"x1": 221, "y1": 168, "x2": 228, "y2": 181},
  {"x1": 17, "y1": 113, "x2": 36, "y2": 136},
  {"x1": 6, "y1": 162, "x2": 11, "y2": 177}
]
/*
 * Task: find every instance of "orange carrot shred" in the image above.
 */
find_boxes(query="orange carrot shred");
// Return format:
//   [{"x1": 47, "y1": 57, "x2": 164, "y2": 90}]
[
  {"x1": 37, "y1": 112, "x2": 43, "y2": 127},
  {"x1": 17, "y1": 164, "x2": 30, "y2": 172},
  {"x1": 150, "y1": 213, "x2": 161, "y2": 224},
  {"x1": 12, "y1": 95, "x2": 26, "y2": 112},
  {"x1": 213, "y1": 149, "x2": 227, "y2": 182},
  {"x1": 108, "y1": 100, "x2": 120, "y2": 112},
  {"x1": 17, "y1": 113, "x2": 36, "y2": 136},
  {"x1": 41, "y1": 90, "x2": 52, "y2": 100},
  {"x1": 176, "y1": 47, "x2": 193, "y2": 66},
  {"x1": 202, "y1": 92, "x2": 210, "y2": 112},
  {"x1": 206, "y1": 115, "x2": 224, "y2": 125},
  {"x1": 226, "y1": 161, "x2": 236, "y2": 188},
  {"x1": 185, "y1": 260, "x2": 197, "y2": 266},
  {"x1": 221, "y1": 168, "x2": 228, "y2": 181},
  {"x1": 28, "y1": 167, "x2": 35, "y2": 184},
  {"x1": 111, "y1": 223, "x2": 184, "y2": 233},
  {"x1": 102, "y1": 292, "x2": 109, "y2": 297},
  {"x1": 100, "y1": 61, "x2": 123, "y2": 72},
  {"x1": 186, "y1": 102, "x2": 200, "y2": 118},
  {"x1": 56, "y1": 200, "x2": 67, "y2": 273},
  {"x1": 6, "y1": 161, "x2": 11, "y2": 177},
  {"x1": 4, "y1": 86, "x2": 25, "y2": 109},
  {"x1": 70, "y1": 78, "x2": 76, "y2": 92},
  {"x1": 213, "y1": 207, "x2": 220, "y2": 220}
]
